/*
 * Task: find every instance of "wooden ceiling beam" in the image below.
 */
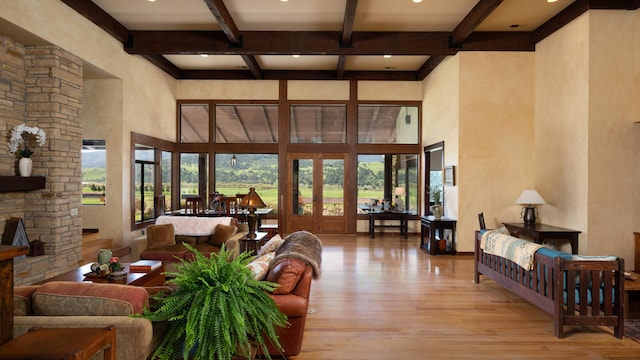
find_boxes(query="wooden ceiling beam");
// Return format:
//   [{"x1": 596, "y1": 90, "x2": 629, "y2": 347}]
[
  {"x1": 416, "y1": 56, "x2": 447, "y2": 81},
  {"x1": 60, "y1": 0, "x2": 129, "y2": 43},
  {"x1": 203, "y1": 0, "x2": 240, "y2": 44},
  {"x1": 180, "y1": 69, "x2": 417, "y2": 81},
  {"x1": 203, "y1": 0, "x2": 262, "y2": 78},
  {"x1": 451, "y1": 0, "x2": 503, "y2": 45},
  {"x1": 342, "y1": 0, "x2": 358, "y2": 44},
  {"x1": 141, "y1": 55, "x2": 182, "y2": 78},
  {"x1": 125, "y1": 31, "x2": 456, "y2": 56}
]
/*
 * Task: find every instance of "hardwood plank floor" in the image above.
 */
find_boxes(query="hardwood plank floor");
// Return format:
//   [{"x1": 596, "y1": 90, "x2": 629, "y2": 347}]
[{"x1": 298, "y1": 234, "x2": 640, "y2": 359}]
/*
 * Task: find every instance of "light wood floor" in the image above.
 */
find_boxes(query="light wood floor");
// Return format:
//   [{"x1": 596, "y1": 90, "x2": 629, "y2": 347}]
[{"x1": 298, "y1": 234, "x2": 640, "y2": 359}]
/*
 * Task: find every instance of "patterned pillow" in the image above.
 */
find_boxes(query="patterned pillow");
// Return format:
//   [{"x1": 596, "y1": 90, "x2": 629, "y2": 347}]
[
  {"x1": 257, "y1": 234, "x2": 285, "y2": 257},
  {"x1": 247, "y1": 252, "x2": 275, "y2": 280}
]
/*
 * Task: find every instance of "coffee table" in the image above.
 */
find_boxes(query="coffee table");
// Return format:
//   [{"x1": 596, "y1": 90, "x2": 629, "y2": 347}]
[{"x1": 37, "y1": 261, "x2": 165, "y2": 287}]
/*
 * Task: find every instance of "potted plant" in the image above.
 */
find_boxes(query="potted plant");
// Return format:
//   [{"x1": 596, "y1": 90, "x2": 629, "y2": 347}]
[
  {"x1": 142, "y1": 244, "x2": 288, "y2": 360},
  {"x1": 430, "y1": 184, "x2": 443, "y2": 219}
]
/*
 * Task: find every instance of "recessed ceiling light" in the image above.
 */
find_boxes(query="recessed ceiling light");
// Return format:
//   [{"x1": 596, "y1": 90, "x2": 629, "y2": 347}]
[
  {"x1": 292, "y1": 54, "x2": 300, "y2": 58},
  {"x1": 547, "y1": 0, "x2": 558, "y2": 2},
  {"x1": 200, "y1": 54, "x2": 209, "y2": 57},
  {"x1": 412, "y1": 0, "x2": 423, "y2": 3},
  {"x1": 281, "y1": 0, "x2": 288, "y2": 2},
  {"x1": 147, "y1": 0, "x2": 156, "y2": 2},
  {"x1": 384, "y1": 55, "x2": 392, "y2": 58}
]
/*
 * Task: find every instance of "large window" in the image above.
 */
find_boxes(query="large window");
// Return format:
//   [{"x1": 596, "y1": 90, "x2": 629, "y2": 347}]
[
  {"x1": 180, "y1": 153, "x2": 208, "y2": 207},
  {"x1": 357, "y1": 154, "x2": 419, "y2": 214},
  {"x1": 358, "y1": 105, "x2": 419, "y2": 144},
  {"x1": 82, "y1": 140, "x2": 106, "y2": 205},
  {"x1": 131, "y1": 133, "x2": 176, "y2": 230},
  {"x1": 290, "y1": 104, "x2": 346, "y2": 143},
  {"x1": 214, "y1": 154, "x2": 279, "y2": 214},
  {"x1": 134, "y1": 145, "x2": 155, "y2": 222},
  {"x1": 216, "y1": 105, "x2": 278, "y2": 143},
  {"x1": 180, "y1": 104, "x2": 209, "y2": 143}
]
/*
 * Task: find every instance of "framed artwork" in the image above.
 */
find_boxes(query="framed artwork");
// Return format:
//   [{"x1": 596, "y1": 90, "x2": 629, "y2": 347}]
[{"x1": 443, "y1": 165, "x2": 455, "y2": 186}]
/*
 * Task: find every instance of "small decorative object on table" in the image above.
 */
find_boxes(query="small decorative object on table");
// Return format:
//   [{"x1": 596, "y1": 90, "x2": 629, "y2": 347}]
[
  {"x1": 109, "y1": 256, "x2": 122, "y2": 272},
  {"x1": 97, "y1": 248, "x2": 112, "y2": 265},
  {"x1": 7, "y1": 123, "x2": 47, "y2": 177}
]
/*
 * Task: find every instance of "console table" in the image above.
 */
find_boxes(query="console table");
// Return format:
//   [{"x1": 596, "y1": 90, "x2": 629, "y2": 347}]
[
  {"x1": 503, "y1": 223, "x2": 580, "y2": 254},
  {"x1": 420, "y1": 216, "x2": 456, "y2": 255},
  {"x1": 368, "y1": 211, "x2": 410, "y2": 239}
]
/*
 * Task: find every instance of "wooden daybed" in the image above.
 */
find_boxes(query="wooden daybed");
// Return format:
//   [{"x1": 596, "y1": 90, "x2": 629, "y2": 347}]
[{"x1": 474, "y1": 230, "x2": 624, "y2": 338}]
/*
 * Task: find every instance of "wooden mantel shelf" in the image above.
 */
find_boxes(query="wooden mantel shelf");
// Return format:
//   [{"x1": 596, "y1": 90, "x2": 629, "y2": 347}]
[{"x1": 0, "y1": 176, "x2": 46, "y2": 192}]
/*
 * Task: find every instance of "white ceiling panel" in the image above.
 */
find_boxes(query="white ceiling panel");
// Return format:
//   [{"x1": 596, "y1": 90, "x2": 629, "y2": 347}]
[
  {"x1": 164, "y1": 55, "x2": 247, "y2": 70},
  {"x1": 353, "y1": 0, "x2": 479, "y2": 31},
  {"x1": 93, "y1": 0, "x2": 220, "y2": 30},
  {"x1": 257, "y1": 55, "x2": 339, "y2": 71},
  {"x1": 346, "y1": 56, "x2": 430, "y2": 71},
  {"x1": 225, "y1": 0, "x2": 347, "y2": 31}
]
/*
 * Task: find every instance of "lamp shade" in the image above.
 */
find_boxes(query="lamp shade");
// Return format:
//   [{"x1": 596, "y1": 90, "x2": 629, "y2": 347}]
[
  {"x1": 239, "y1": 187, "x2": 266, "y2": 209},
  {"x1": 394, "y1": 187, "x2": 406, "y2": 196},
  {"x1": 515, "y1": 190, "x2": 546, "y2": 205}
]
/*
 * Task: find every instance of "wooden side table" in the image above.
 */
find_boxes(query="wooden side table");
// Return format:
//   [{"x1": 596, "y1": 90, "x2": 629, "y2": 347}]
[
  {"x1": 240, "y1": 232, "x2": 268, "y2": 254},
  {"x1": 0, "y1": 325, "x2": 116, "y2": 360},
  {"x1": 503, "y1": 223, "x2": 581, "y2": 254},
  {"x1": 0, "y1": 245, "x2": 29, "y2": 345},
  {"x1": 624, "y1": 272, "x2": 640, "y2": 320},
  {"x1": 420, "y1": 216, "x2": 456, "y2": 255}
]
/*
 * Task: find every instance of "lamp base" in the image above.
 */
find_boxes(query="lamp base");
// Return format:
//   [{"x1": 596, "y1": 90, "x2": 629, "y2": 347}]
[
  {"x1": 247, "y1": 211, "x2": 258, "y2": 235},
  {"x1": 522, "y1": 206, "x2": 537, "y2": 225}
]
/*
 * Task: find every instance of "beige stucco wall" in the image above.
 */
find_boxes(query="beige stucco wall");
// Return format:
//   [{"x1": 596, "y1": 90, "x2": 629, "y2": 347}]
[
  {"x1": 422, "y1": 55, "x2": 460, "y2": 218},
  {"x1": 535, "y1": 10, "x2": 639, "y2": 260},
  {"x1": 1, "y1": 0, "x2": 178, "y2": 247},
  {"x1": 81, "y1": 79, "x2": 123, "y2": 243},
  {"x1": 178, "y1": 80, "x2": 279, "y2": 100},
  {"x1": 423, "y1": 52, "x2": 535, "y2": 253},
  {"x1": 359, "y1": 81, "x2": 423, "y2": 101}
]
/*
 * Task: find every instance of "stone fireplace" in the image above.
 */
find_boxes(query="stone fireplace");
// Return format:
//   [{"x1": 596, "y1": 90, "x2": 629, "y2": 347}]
[{"x1": 1, "y1": 34, "x2": 83, "y2": 285}]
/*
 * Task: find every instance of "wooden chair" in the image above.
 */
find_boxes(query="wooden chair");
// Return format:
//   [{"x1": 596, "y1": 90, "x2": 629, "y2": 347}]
[
  {"x1": 154, "y1": 195, "x2": 166, "y2": 218},
  {"x1": 185, "y1": 196, "x2": 204, "y2": 215},
  {"x1": 221, "y1": 196, "x2": 238, "y2": 217},
  {"x1": 478, "y1": 212, "x2": 486, "y2": 230}
]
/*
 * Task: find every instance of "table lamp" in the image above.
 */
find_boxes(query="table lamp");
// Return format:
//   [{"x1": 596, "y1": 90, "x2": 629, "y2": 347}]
[
  {"x1": 515, "y1": 189, "x2": 546, "y2": 225},
  {"x1": 239, "y1": 187, "x2": 266, "y2": 237},
  {"x1": 394, "y1": 187, "x2": 406, "y2": 211}
]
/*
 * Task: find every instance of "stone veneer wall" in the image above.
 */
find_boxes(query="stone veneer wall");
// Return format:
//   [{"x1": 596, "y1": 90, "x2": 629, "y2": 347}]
[{"x1": 0, "y1": 35, "x2": 83, "y2": 285}]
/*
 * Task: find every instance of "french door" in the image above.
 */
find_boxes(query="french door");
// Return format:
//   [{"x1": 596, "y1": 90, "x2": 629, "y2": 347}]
[{"x1": 287, "y1": 153, "x2": 348, "y2": 234}]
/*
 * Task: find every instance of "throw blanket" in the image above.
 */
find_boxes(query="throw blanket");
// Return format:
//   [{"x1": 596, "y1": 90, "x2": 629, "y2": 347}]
[
  {"x1": 156, "y1": 215, "x2": 233, "y2": 236},
  {"x1": 270, "y1": 231, "x2": 322, "y2": 279},
  {"x1": 480, "y1": 231, "x2": 543, "y2": 271}
]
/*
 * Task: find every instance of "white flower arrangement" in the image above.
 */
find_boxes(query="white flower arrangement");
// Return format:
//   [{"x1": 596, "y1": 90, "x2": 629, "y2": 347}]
[{"x1": 7, "y1": 123, "x2": 47, "y2": 158}]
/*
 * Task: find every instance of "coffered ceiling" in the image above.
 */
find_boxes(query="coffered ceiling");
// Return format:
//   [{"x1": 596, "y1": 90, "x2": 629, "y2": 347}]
[{"x1": 49, "y1": 0, "x2": 640, "y2": 80}]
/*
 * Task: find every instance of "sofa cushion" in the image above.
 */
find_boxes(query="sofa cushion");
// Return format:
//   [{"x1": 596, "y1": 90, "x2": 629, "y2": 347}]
[
  {"x1": 257, "y1": 234, "x2": 285, "y2": 257},
  {"x1": 192, "y1": 243, "x2": 223, "y2": 259},
  {"x1": 210, "y1": 223, "x2": 238, "y2": 246},
  {"x1": 266, "y1": 258, "x2": 307, "y2": 295},
  {"x1": 247, "y1": 252, "x2": 276, "y2": 280},
  {"x1": 147, "y1": 223, "x2": 175, "y2": 249},
  {"x1": 141, "y1": 243, "x2": 191, "y2": 262},
  {"x1": 32, "y1": 281, "x2": 149, "y2": 316},
  {"x1": 14, "y1": 285, "x2": 40, "y2": 315}
]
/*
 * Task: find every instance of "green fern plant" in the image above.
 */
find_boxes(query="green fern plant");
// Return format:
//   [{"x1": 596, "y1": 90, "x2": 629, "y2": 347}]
[{"x1": 142, "y1": 243, "x2": 288, "y2": 360}]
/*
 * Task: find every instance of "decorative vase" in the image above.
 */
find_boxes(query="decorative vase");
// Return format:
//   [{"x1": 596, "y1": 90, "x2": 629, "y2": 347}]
[
  {"x1": 18, "y1": 157, "x2": 33, "y2": 177},
  {"x1": 431, "y1": 204, "x2": 443, "y2": 219},
  {"x1": 98, "y1": 249, "x2": 112, "y2": 265}
]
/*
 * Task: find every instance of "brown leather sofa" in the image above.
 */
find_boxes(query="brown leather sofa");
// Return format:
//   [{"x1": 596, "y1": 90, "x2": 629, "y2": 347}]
[
  {"x1": 263, "y1": 259, "x2": 314, "y2": 357},
  {"x1": 259, "y1": 230, "x2": 322, "y2": 358}
]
